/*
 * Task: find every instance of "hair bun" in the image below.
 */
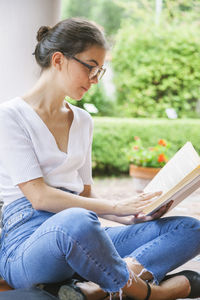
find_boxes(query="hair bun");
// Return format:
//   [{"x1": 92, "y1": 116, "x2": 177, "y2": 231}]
[{"x1": 37, "y1": 26, "x2": 51, "y2": 42}]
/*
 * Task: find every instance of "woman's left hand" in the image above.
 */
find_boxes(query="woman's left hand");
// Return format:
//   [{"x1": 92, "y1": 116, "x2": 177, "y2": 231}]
[{"x1": 120, "y1": 200, "x2": 174, "y2": 225}]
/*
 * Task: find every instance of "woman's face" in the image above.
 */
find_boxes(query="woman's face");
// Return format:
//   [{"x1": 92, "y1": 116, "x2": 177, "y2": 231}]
[{"x1": 59, "y1": 45, "x2": 106, "y2": 100}]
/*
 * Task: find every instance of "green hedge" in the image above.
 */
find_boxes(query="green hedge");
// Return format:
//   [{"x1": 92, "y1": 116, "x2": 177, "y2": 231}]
[{"x1": 92, "y1": 117, "x2": 200, "y2": 175}]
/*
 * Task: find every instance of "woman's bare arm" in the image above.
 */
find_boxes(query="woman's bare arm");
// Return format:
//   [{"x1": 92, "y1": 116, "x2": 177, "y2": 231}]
[
  {"x1": 18, "y1": 177, "x2": 161, "y2": 217},
  {"x1": 18, "y1": 178, "x2": 116, "y2": 214}
]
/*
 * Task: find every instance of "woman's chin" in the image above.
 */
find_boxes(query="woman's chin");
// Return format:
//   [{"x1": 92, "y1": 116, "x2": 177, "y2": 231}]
[
  {"x1": 72, "y1": 96, "x2": 84, "y2": 101},
  {"x1": 65, "y1": 89, "x2": 86, "y2": 101},
  {"x1": 70, "y1": 93, "x2": 85, "y2": 101}
]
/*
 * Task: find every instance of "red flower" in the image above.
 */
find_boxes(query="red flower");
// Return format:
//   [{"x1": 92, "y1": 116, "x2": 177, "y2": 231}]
[
  {"x1": 133, "y1": 145, "x2": 139, "y2": 150},
  {"x1": 158, "y1": 153, "x2": 167, "y2": 163},
  {"x1": 134, "y1": 136, "x2": 140, "y2": 141},
  {"x1": 158, "y1": 139, "x2": 167, "y2": 147}
]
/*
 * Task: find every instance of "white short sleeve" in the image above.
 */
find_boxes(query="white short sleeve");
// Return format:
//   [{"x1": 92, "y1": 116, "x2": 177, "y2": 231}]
[{"x1": 0, "y1": 109, "x2": 43, "y2": 186}]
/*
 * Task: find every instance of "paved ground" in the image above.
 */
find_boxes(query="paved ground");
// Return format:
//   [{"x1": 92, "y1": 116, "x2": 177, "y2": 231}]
[{"x1": 94, "y1": 176, "x2": 200, "y2": 300}]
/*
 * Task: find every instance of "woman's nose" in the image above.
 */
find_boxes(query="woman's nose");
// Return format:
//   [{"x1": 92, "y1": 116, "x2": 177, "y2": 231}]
[{"x1": 89, "y1": 76, "x2": 98, "y2": 85}]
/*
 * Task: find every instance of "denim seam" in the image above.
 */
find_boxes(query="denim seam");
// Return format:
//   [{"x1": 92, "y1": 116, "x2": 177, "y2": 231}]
[
  {"x1": 61, "y1": 230, "x2": 130, "y2": 290},
  {"x1": 48, "y1": 247, "x2": 66, "y2": 261}
]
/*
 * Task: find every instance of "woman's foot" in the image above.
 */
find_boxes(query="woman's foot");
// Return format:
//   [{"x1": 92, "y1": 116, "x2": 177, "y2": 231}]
[
  {"x1": 159, "y1": 274, "x2": 191, "y2": 299},
  {"x1": 76, "y1": 281, "x2": 108, "y2": 300},
  {"x1": 58, "y1": 280, "x2": 107, "y2": 300},
  {"x1": 162, "y1": 270, "x2": 200, "y2": 298}
]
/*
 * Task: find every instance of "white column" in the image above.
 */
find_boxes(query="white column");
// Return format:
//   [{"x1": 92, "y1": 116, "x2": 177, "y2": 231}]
[
  {"x1": 155, "y1": 0, "x2": 162, "y2": 26},
  {"x1": 0, "y1": 0, "x2": 61, "y2": 103}
]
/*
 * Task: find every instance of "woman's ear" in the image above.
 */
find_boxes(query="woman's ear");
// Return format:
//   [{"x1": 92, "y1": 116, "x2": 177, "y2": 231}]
[{"x1": 51, "y1": 52, "x2": 65, "y2": 70}]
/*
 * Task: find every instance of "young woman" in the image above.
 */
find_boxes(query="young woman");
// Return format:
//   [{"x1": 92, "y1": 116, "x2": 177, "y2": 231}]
[{"x1": 0, "y1": 18, "x2": 199, "y2": 300}]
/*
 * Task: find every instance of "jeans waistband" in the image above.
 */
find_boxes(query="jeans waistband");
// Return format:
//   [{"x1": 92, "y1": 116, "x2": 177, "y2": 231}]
[{"x1": 56, "y1": 187, "x2": 78, "y2": 195}]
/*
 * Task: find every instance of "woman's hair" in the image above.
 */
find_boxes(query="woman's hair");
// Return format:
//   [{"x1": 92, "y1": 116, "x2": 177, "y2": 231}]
[{"x1": 33, "y1": 18, "x2": 108, "y2": 69}]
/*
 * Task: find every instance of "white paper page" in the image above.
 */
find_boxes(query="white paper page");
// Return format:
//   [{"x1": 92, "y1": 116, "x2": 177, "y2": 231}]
[
  {"x1": 144, "y1": 142, "x2": 200, "y2": 194},
  {"x1": 146, "y1": 174, "x2": 200, "y2": 215}
]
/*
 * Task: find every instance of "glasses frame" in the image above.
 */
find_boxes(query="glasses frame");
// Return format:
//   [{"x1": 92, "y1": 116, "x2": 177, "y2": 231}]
[{"x1": 72, "y1": 56, "x2": 106, "y2": 80}]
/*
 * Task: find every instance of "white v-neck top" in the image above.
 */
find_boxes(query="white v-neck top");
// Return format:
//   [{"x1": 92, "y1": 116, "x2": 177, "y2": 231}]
[{"x1": 0, "y1": 97, "x2": 93, "y2": 207}]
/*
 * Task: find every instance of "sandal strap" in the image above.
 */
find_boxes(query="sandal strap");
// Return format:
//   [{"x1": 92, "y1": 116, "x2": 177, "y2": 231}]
[
  {"x1": 144, "y1": 281, "x2": 151, "y2": 300},
  {"x1": 103, "y1": 292, "x2": 110, "y2": 299}
]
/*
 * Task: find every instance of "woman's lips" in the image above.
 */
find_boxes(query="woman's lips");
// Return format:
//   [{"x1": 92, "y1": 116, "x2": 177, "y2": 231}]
[{"x1": 82, "y1": 86, "x2": 89, "y2": 92}]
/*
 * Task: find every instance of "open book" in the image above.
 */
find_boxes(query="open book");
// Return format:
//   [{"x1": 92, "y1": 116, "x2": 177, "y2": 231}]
[{"x1": 143, "y1": 142, "x2": 200, "y2": 216}]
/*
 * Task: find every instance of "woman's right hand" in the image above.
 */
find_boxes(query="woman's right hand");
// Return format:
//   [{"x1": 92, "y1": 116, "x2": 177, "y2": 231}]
[{"x1": 113, "y1": 191, "x2": 162, "y2": 216}]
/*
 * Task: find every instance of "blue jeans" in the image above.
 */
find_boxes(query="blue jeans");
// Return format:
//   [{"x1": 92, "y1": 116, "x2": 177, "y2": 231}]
[{"x1": 0, "y1": 194, "x2": 200, "y2": 293}]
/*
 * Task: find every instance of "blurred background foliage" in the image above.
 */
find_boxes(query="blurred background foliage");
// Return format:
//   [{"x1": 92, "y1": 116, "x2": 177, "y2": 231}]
[
  {"x1": 113, "y1": 23, "x2": 200, "y2": 118},
  {"x1": 61, "y1": 0, "x2": 200, "y2": 175},
  {"x1": 62, "y1": 0, "x2": 200, "y2": 119}
]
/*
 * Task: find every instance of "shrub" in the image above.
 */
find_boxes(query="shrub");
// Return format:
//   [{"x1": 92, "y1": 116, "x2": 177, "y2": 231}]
[
  {"x1": 92, "y1": 117, "x2": 200, "y2": 175},
  {"x1": 112, "y1": 23, "x2": 200, "y2": 118}
]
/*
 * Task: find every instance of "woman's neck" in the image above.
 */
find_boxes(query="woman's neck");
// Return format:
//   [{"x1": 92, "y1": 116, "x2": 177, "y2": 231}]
[{"x1": 22, "y1": 71, "x2": 66, "y2": 115}]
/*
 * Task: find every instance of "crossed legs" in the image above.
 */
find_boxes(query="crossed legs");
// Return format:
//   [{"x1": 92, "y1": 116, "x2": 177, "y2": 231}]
[{"x1": 1, "y1": 206, "x2": 199, "y2": 300}]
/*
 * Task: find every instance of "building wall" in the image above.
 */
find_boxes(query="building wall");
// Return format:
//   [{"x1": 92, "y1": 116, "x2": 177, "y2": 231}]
[{"x1": 0, "y1": 0, "x2": 61, "y2": 103}]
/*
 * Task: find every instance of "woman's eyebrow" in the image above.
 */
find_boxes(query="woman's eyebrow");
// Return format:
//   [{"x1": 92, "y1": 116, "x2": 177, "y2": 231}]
[{"x1": 87, "y1": 59, "x2": 98, "y2": 66}]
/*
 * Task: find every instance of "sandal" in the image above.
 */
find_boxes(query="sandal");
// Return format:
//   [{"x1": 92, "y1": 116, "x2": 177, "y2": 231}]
[
  {"x1": 163, "y1": 270, "x2": 200, "y2": 298},
  {"x1": 58, "y1": 279, "x2": 87, "y2": 300},
  {"x1": 144, "y1": 281, "x2": 151, "y2": 300},
  {"x1": 58, "y1": 279, "x2": 151, "y2": 300}
]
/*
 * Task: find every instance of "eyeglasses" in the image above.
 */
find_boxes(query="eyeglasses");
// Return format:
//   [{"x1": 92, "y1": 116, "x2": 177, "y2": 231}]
[{"x1": 72, "y1": 56, "x2": 106, "y2": 80}]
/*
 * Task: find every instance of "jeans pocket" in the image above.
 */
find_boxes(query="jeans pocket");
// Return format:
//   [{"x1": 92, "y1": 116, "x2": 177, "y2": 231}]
[{"x1": 4, "y1": 208, "x2": 34, "y2": 234}]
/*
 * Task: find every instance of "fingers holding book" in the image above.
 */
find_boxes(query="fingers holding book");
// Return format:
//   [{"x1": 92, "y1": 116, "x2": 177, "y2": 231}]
[
  {"x1": 113, "y1": 191, "x2": 163, "y2": 216},
  {"x1": 125, "y1": 199, "x2": 174, "y2": 224},
  {"x1": 138, "y1": 191, "x2": 162, "y2": 200},
  {"x1": 146, "y1": 200, "x2": 174, "y2": 220}
]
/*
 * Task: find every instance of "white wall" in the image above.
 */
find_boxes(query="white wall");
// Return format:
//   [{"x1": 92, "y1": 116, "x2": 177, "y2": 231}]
[{"x1": 0, "y1": 0, "x2": 61, "y2": 103}]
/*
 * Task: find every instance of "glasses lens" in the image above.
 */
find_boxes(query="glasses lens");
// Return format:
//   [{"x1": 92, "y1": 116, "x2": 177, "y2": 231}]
[
  {"x1": 89, "y1": 67, "x2": 106, "y2": 80},
  {"x1": 98, "y1": 68, "x2": 106, "y2": 80},
  {"x1": 89, "y1": 67, "x2": 98, "y2": 79}
]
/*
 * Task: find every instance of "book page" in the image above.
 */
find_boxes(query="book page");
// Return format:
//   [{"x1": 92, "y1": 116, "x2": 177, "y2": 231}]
[
  {"x1": 145, "y1": 174, "x2": 200, "y2": 215},
  {"x1": 144, "y1": 142, "x2": 200, "y2": 194}
]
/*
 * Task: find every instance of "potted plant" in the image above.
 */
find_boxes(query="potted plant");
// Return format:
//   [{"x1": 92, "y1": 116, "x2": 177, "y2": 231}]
[{"x1": 127, "y1": 136, "x2": 171, "y2": 192}]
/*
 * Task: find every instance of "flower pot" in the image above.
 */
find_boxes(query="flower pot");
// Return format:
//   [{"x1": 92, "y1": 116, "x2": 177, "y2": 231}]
[
  {"x1": 129, "y1": 164, "x2": 161, "y2": 193},
  {"x1": 129, "y1": 164, "x2": 161, "y2": 179}
]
